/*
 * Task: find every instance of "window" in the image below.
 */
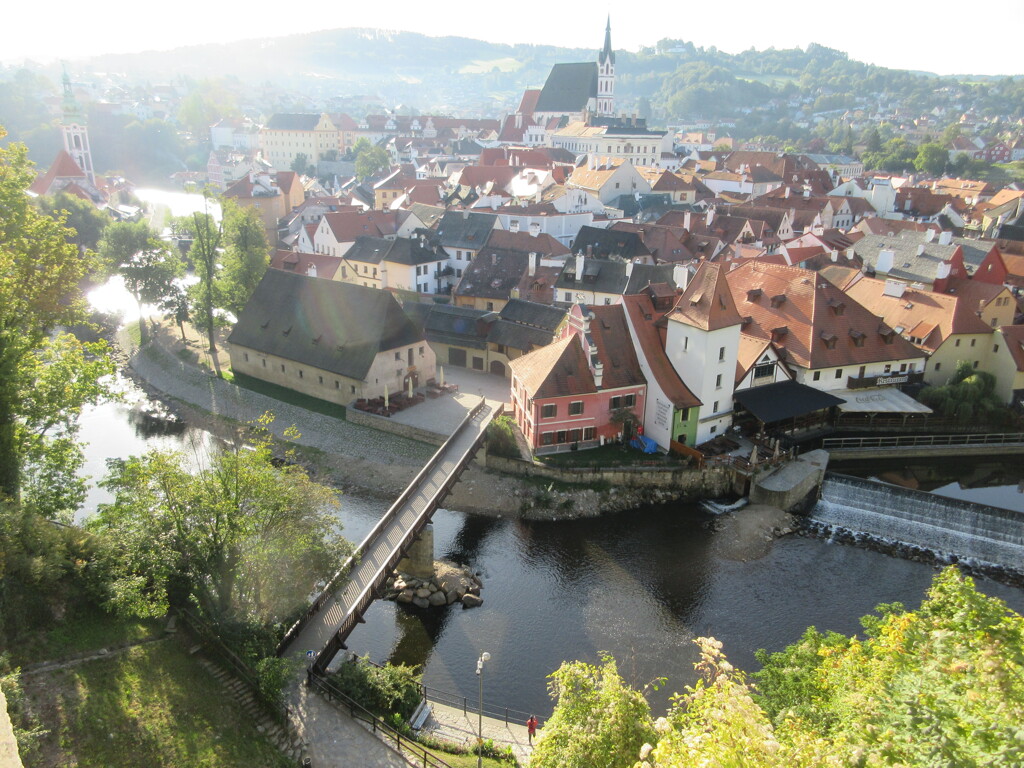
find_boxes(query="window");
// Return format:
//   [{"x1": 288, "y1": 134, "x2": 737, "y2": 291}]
[
  {"x1": 974, "y1": 360, "x2": 980, "y2": 368},
  {"x1": 609, "y1": 396, "x2": 621, "y2": 410},
  {"x1": 281, "y1": 364, "x2": 286, "y2": 373},
  {"x1": 243, "y1": 352, "x2": 249, "y2": 362},
  {"x1": 541, "y1": 432, "x2": 554, "y2": 446},
  {"x1": 318, "y1": 375, "x2": 323, "y2": 384},
  {"x1": 583, "y1": 427, "x2": 595, "y2": 441},
  {"x1": 624, "y1": 394, "x2": 636, "y2": 407},
  {"x1": 710, "y1": 425, "x2": 717, "y2": 434},
  {"x1": 261, "y1": 358, "x2": 266, "y2": 368},
  {"x1": 713, "y1": 400, "x2": 719, "y2": 413},
  {"x1": 556, "y1": 430, "x2": 567, "y2": 444},
  {"x1": 419, "y1": 346, "x2": 425, "y2": 356},
  {"x1": 684, "y1": 336, "x2": 689, "y2": 351},
  {"x1": 298, "y1": 370, "x2": 304, "y2": 379},
  {"x1": 994, "y1": 344, "x2": 1000, "y2": 354},
  {"x1": 900, "y1": 363, "x2": 907, "y2": 372},
  {"x1": 715, "y1": 374, "x2": 722, "y2": 389},
  {"x1": 472, "y1": 356, "x2": 484, "y2": 371},
  {"x1": 753, "y1": 362, "x2": 773, "y2": 379},
  {"x1": 486, "y1": 302, "x2": 494, "y2": 311},
  {"x1": 564, "y1": 292, "x2": 572, "y2": 302},
  {"x1": 955, "y1": 338, "x2": 961, "y2": 347},
  {"x1": 569, "y1": 401, "x2": 584, "y2": 416},
  {"x1": 835, "y1": 368, "x2": 843, "y2": 379},
  {"x1": 935, "y1": 362, "x2": 941, "y2": 371},
  {"x1": 604, "y1": 297, "x2": 611, "y2": 304},
  {"x1": 719, "y1": 346, "x2": 725, "y2": 361},
  {"x1": 813, "y1": 371, "x2": 821, "y2": 381},
  {"x1": 970, "y1": 338, "x2": 976, "y2": 347},
  {"x1": 884, "y1": 364, "x2": 892, "y2": 373},
  {"x1": 542, "y1": 403, "x2": 556, "y2": 418},
  {"x1": 395, "y1": 351, "x2": 401, "y2": 361}
]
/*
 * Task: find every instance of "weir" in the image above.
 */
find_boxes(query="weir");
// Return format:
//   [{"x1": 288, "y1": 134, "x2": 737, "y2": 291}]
[{"x1": 810, "y1": 473, "x2": 1024, "y2": 572}]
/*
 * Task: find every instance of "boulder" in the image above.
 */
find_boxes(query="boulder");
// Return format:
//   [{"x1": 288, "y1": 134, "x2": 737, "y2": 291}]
[
  {"x1": 445, "y1": 590, "x2": 460, "y2": 605},
  {"x1": 397, "y1": 590, "x2": 414, "y2": 604},
  {"x1": 462, "y1": 594, "x2": 483, "y2": 608},
  {"x1": 428, "y1": 591, "x2": 448, "y2": 607},
  {"x1": 413, "y1": 597, "x2": 430, "y2": 609},
  {"x1": 415, "y1": 588, "x2": 432, "y2": 599}
]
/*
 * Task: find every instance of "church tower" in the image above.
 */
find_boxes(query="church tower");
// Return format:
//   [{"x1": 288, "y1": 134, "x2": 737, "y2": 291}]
[
  {"x1": 61, "y1": 66, "x2": 95, "y2": 186},
  {"x1": 596, "y1": 16, "x2": 615, "y2": 117}
]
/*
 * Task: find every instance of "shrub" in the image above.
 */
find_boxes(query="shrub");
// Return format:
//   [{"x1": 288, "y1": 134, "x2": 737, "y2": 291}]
[
  {"x1": 486, "y1": 415, "x2": 520, "y2": 459},
  {"x1": 329, "y1": 655, "x2": 422, "y2": 720}
]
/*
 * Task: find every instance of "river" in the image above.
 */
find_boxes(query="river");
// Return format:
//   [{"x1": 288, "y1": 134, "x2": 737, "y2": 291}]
[{"x1": 77, "y1": 188, "x2": 1024, "y2": 718}]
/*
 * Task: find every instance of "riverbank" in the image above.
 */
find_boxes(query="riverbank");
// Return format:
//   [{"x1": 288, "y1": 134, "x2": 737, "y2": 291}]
[{"x1": 115, "y1": 319, "x2": 736, "y2": 520}]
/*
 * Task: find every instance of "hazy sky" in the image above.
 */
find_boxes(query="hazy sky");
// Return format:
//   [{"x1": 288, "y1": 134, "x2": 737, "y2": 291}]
[{"x1": 3, "y1": 0, "x2": 1022, "y2": 76}]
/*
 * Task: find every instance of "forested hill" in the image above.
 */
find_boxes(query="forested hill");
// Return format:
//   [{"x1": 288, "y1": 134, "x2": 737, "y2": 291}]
[{"x1": 71, "y1": 30, "x2": 1022, "y2": 122}]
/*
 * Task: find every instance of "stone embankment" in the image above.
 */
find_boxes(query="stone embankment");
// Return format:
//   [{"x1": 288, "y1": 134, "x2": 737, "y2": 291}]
[{"x1": 383, "y1": 560, "x2": 484, "y2": 609}]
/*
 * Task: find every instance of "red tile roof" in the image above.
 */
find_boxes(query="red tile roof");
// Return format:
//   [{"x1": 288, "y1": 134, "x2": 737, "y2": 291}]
[
  {"x1": 669, "y1": 261, "x2": 743, "y2": 331},
  {"x1": 510, "y1": 335, "x2": 595, "y2": 399},
  {"x1": 29, "y1": 150, "x2": 86, "y2": 195}
]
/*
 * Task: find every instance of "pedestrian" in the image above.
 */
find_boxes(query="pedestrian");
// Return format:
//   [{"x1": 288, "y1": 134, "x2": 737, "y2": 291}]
[{"x1": 526, "y1": 714, "x2": 538, "y2": 745}]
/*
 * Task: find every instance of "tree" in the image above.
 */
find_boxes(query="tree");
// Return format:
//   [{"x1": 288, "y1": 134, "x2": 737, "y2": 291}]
[
  {"x1": 353, "y1": 138, "x2": 390, "y2": 182},
  {"x1": 532, "y1": 655, "x2": 656, "y2": 768},
  {"x1": 89, "y1": 416, "x2": 351, "y2": 624},
  {"x1": 0, "y1": 131, "x2": 103, "y2": 500},
  {"x1": 914, "y1": 142, "x2": 949, "y2": 176},
  {"x1": 218, "y1": 200, "x2": 269, "y2": 317},
  {"x1": 753, "y1": 567, "x2": 1024, "y2": 767},
  {"x1": 189, "y1": 203, "x2": 224, "y2": 372},
  {"x1": 290, "y1": 153, "x2": 314, "y2": 176},
  {"x1": 99, "y1": 220, "x2": 184, "y2": 342},
  {"x1": 36, "y1": 190, "x2": 109, "y2": 252},
  {"x1": 919, "y1": 360, "x2": 1005, "y2": 423}
]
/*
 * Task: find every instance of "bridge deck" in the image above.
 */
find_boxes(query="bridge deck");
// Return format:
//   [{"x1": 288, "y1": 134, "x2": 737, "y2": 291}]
[{"x1": 282, "y1": 401, "x2": 494, "y2": 668}]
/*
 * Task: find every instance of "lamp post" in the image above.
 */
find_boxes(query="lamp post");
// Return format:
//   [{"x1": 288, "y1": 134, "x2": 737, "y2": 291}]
[{"x1": 476, "y1": 651, "x2": 490, "y2": 768}]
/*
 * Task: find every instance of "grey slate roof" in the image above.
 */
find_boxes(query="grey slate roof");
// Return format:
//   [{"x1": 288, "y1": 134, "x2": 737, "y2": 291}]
[
  {"x1": 345, "y1": 236, "x2": 445, "y2": 266},
  {"x1": 554, "y1": 258, "x2": 679, "y2": 296},
  {"x1": 572, "y1": 225, "x2": 653, "y2": 261},
  {"x1": 406, "y1": 301, "x2": 558, "y2": 353},
  {"x1": 851, "y1": 233, "x2": 990, "y2": 284},
  {"x1": 534, "y1": 62, "x2": 597, "y2": 114},
  {"x1": 499, "y1": 299, "x2": 566, "y2": 332},
  {"x1": 454, "y1": 248, "x2": 528, "y2": 301},
  {"x1": 435, "y1": 211, "x2": 498, "y2": 250},
  {"x1": 227, "y1": 269, "x2": 422, "y2": 381},
  {"x1": 266, "y1": 113, "x2": 323, "y2": 131}
]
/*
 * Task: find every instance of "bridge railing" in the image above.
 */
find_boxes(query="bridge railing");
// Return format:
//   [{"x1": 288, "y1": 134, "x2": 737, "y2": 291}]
[
  {"x1": 823, "y1": 432, "x2": 1024, "y2": 450},
  {"x1": 277, "y1": 398, "x2": 489, "y2": 658},
  {"x1": 310, "y1": 399, "x2": 491, "y2": 670},
  {"x1": 308, "y1": 670, "x2": 455, "y2": 768}
]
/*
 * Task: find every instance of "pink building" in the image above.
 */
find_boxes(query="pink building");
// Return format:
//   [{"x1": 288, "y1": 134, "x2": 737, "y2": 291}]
[{"x1": 509, "y1": 304, "x2": 646, "y2": 453}]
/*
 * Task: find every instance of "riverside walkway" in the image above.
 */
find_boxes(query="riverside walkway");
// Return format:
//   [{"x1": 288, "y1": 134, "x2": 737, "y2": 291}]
[{"x1": 279, "y1": 399, "x2": 497, "y2": 672}]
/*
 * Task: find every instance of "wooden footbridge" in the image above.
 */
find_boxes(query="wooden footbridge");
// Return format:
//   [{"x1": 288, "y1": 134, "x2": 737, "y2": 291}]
[
  {"x1": 822, "y1": 432, "x2": 1024, "y2": 460},
  {"x1": 277, "y1": 398, "x2": 496, "y2": 673}
]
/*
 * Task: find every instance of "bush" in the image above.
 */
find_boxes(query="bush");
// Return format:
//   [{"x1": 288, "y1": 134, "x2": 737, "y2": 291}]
[
  {"x1": 486, "y1": 415, "x2": 520, "y2": 459},
  {"x1": 328, "y1": 655, "x2": 422, "y2": 720}
]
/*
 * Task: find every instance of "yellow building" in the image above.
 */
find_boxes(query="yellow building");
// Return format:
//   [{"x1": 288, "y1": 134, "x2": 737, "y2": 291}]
[{"x1": 260, "y1": 113, "x2": 339, "y2": 170}]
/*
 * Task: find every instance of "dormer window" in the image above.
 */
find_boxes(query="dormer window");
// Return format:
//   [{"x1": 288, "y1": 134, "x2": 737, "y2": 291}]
[
  {"x1": 770, "y1": 294, "x2": 786, "y2": 308},
  {"x1": 820, "y1": 331, "x2": 837, "y2": 349},
  {"x1": 747, "y1": 288, "x2": 762, "y2": 302},
  {"x1": 829, "y1": 299, "x2": 846, "y2": 316},
  {"x1": 849, "y1": 329, "x2": 865, "y2": 347},
  {"x1": 771, "y1": 326, "x2": 788, "y2": 341}
]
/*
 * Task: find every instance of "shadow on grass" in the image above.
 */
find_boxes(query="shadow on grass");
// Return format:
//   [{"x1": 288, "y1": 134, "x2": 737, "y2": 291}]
[{"x1": 233, "y1": 372, "x2": 347, "y2": 421}]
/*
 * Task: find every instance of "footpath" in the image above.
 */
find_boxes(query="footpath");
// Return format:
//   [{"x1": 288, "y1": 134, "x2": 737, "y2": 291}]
[{"x1": 121, "y1": 321, "x2": 533, "y2": 766}]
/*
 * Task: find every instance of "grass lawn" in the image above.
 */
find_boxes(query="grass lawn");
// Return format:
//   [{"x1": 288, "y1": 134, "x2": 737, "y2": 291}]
[
  {"x1": 438, "y1": 751, "x2": 515, "y2": 768},
  {"x1": 537, "y1": 443, "x2": 684, "y2": 468},
  {"x1": 20, "y1": 638, "x2": 291, "y2": 768},
  {"x1": 233, "y1": 372, "x2": 346, "y2": 420}
]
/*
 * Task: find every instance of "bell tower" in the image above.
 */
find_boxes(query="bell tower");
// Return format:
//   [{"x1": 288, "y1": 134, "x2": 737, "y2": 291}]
[
  {"x1": 596, "y1": 16, "x2": 615, "y2": 117},
  {"x1": 61, "y1": 65, "x2": 95, "y2": 185}
]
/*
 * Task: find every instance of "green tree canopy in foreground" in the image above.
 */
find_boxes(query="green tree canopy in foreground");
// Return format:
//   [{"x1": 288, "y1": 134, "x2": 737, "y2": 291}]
[
  {"x1": 218, "y1": 200, "x2": 269, "y2": 317},
  {"x1": 534, "y1": 568, "x2": 1024, "y2": 768},
  {"x1": 353, "y1": 137, "x2": 390, "y2": 182},
  {"x1": 88, "y1": 416, "x2": 352, "y2": 624},
  {"x1": 0, "y1": 130, "x2": 111, "y2": 501}
]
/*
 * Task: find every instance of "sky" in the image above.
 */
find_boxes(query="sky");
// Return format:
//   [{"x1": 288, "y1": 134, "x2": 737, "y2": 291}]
[{"x1": 3, "y1": 0, "x2": 1022, "y2": 77}]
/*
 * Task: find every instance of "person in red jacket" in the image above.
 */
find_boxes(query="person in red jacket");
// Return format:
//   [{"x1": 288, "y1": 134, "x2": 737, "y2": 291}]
[{"x1": 526, "y1": 714, "x2": 538, "y2": 745}]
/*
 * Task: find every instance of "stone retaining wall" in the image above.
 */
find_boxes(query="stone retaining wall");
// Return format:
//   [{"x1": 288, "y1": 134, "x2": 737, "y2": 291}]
[
  {"x1": 345, "y1": 408, "x2": 446, "y2": 446},
  {"x1": 485, "y1": 454, "x2": 744, "y2": 498}
]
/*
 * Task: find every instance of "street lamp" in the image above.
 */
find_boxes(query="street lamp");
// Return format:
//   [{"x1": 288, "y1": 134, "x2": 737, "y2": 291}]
[{"x1": 476, "y1": 651, "x2": 491, "y2": 768}]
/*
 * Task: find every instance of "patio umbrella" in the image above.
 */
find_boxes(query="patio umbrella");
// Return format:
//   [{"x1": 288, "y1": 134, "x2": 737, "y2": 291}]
[
  {"x1": 384, "y1": 387, "x2": 389, "y2": 409},
  {"x1": 439, "y1": 366, "x2": 445, "y2": 387},
  {"x1": 408, "y1": 377, "x2": 414, "y2": 399}
]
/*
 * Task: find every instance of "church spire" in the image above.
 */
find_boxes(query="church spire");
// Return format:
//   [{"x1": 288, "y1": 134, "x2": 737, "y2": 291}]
[
  {"x1": 599, "y1": 15, "x2": 614, "y2": 66},
  {"x1": 59, "y1": 63, "x2": 95, "y2": 186}
]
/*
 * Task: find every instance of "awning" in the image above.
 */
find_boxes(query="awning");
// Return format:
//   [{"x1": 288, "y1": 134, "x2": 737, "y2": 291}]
[
  {"x1": 734, "y1": 381, "x2": 846, "y2": 423},
  {"x1": 832, "y1": 386, "x2": 932, "y2": 414}
]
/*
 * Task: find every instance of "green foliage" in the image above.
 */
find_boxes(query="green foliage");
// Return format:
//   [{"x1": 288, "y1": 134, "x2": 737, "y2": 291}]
[
  {"x1": 753, "y1": 567, "x2": 1024, "y2": 767},
  {"x1": 353, "y1": 137, "x2": 390, "y2": 181},
  {"x1": 218, "y1": 200, "x2": 269, "y2": 317},
  {"x1": 328, "y1": 655, "x2": 423, "y2": 721},
  {"x1": 88, "y1": 414, "x2": 351, "y2": 624},
  {"x1": 36, "y1": 190, "x2": 110, "y2": 252},
  {"x1": 486, "y1": 414, "x2": 520, "y2": 458},
  {"x1": 188, "y1": 207, "x2": 224, "y2": 361},
  {"x1": 862, "y1": 137, "x2": 917, "y2": 172},
  {"x1": 290, "y1": 152, "x2": 314, "y2": 176},
  {"x1": 255, "y1": 656, "x2": 300, "y2": 707},
  {"x1": 0, "y1": 130, "x2": 105, "y2": 500},
  {"x1": 0, "y1": 653, "x2": 48, "y2": 758},
  {"x1": 919, "y1": 359, "x2": 1005, "y2": 423},
  {"x1": 914, "y1": 141, "x2": 949, "y2": 176},
  {"x1": 532, "y1": 654, "x2": 656, "y2": 768}
]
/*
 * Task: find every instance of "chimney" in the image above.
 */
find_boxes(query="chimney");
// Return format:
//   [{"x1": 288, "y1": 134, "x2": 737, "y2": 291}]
[
  {"x1": 925, "y1": 228, "x2": 936, "y2": 242},
  {"x1": 936, "y1": 260, "x2": 952, "y2": 280},
  {"x1": 589, "y1": 154, "x2": 596, "y2": 170},
  {"x1": 831, "y1": 249, "x2": 839, "y2": 262},
  {"x1": 803, "y1": 187, "x2": 810, "y2": 198},
  {"x1": 877, "y1": 248, "x2": 895, "y2": 274},
  {"x1": 528, "y1": 254, "x2": 536, "y2": 277},
  {"x1": 684, "y1": 211, "x2": 692, "y2": 230},
  {"x1": 529, "y1": 222, "x2": 540, "y2": 237},
  {"x1": 672, "y1": 263, "x2": 689, "y2": 290},
  {"x1": 593, "y1": 360, "x2": 604, "y2": 388},
  {"x1": 785, "y1": 186, "x2": 791, "y2": 198},
  {"x1": 938, "y1": 230, "x2": 953, "y2": 245},
  {"x1": 575, "y1": 252, "x2": 584, "y2": 280},
  {"x1": 515, "y1": 113, "x2": 522, "y2": 129},
  {"x1": 625, "y1": 260, "x2": 634, "y2": 278},
  {"x1": 917, "y1": 243, "x2": 926, "y2": 255},
  {"x1": 706, "y1": 207, "x2": 715, "y2": 227},
  {"x1": 510, "y1": 220, "x2": 520, "y2": 233},
  {"x1": 586, "y1": 244, "x2": 593, "y2": 257},
  {"x1": 462, "y1": 209, "x2": 469, "y2": 220}
]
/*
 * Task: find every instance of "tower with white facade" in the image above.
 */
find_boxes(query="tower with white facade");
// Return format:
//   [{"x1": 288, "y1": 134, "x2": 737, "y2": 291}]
[
  {"x1": 597, "y1": 16, "x2": 615, "y2": 117},
  {"x1": 60, "y1": 67, "x2": 95, "y2": 186}
]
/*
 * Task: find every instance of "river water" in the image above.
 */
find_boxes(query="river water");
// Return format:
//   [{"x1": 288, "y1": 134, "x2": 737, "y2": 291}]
[{"x1": 77, "y1": 188, "x2": 1024, "y2": 718}]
